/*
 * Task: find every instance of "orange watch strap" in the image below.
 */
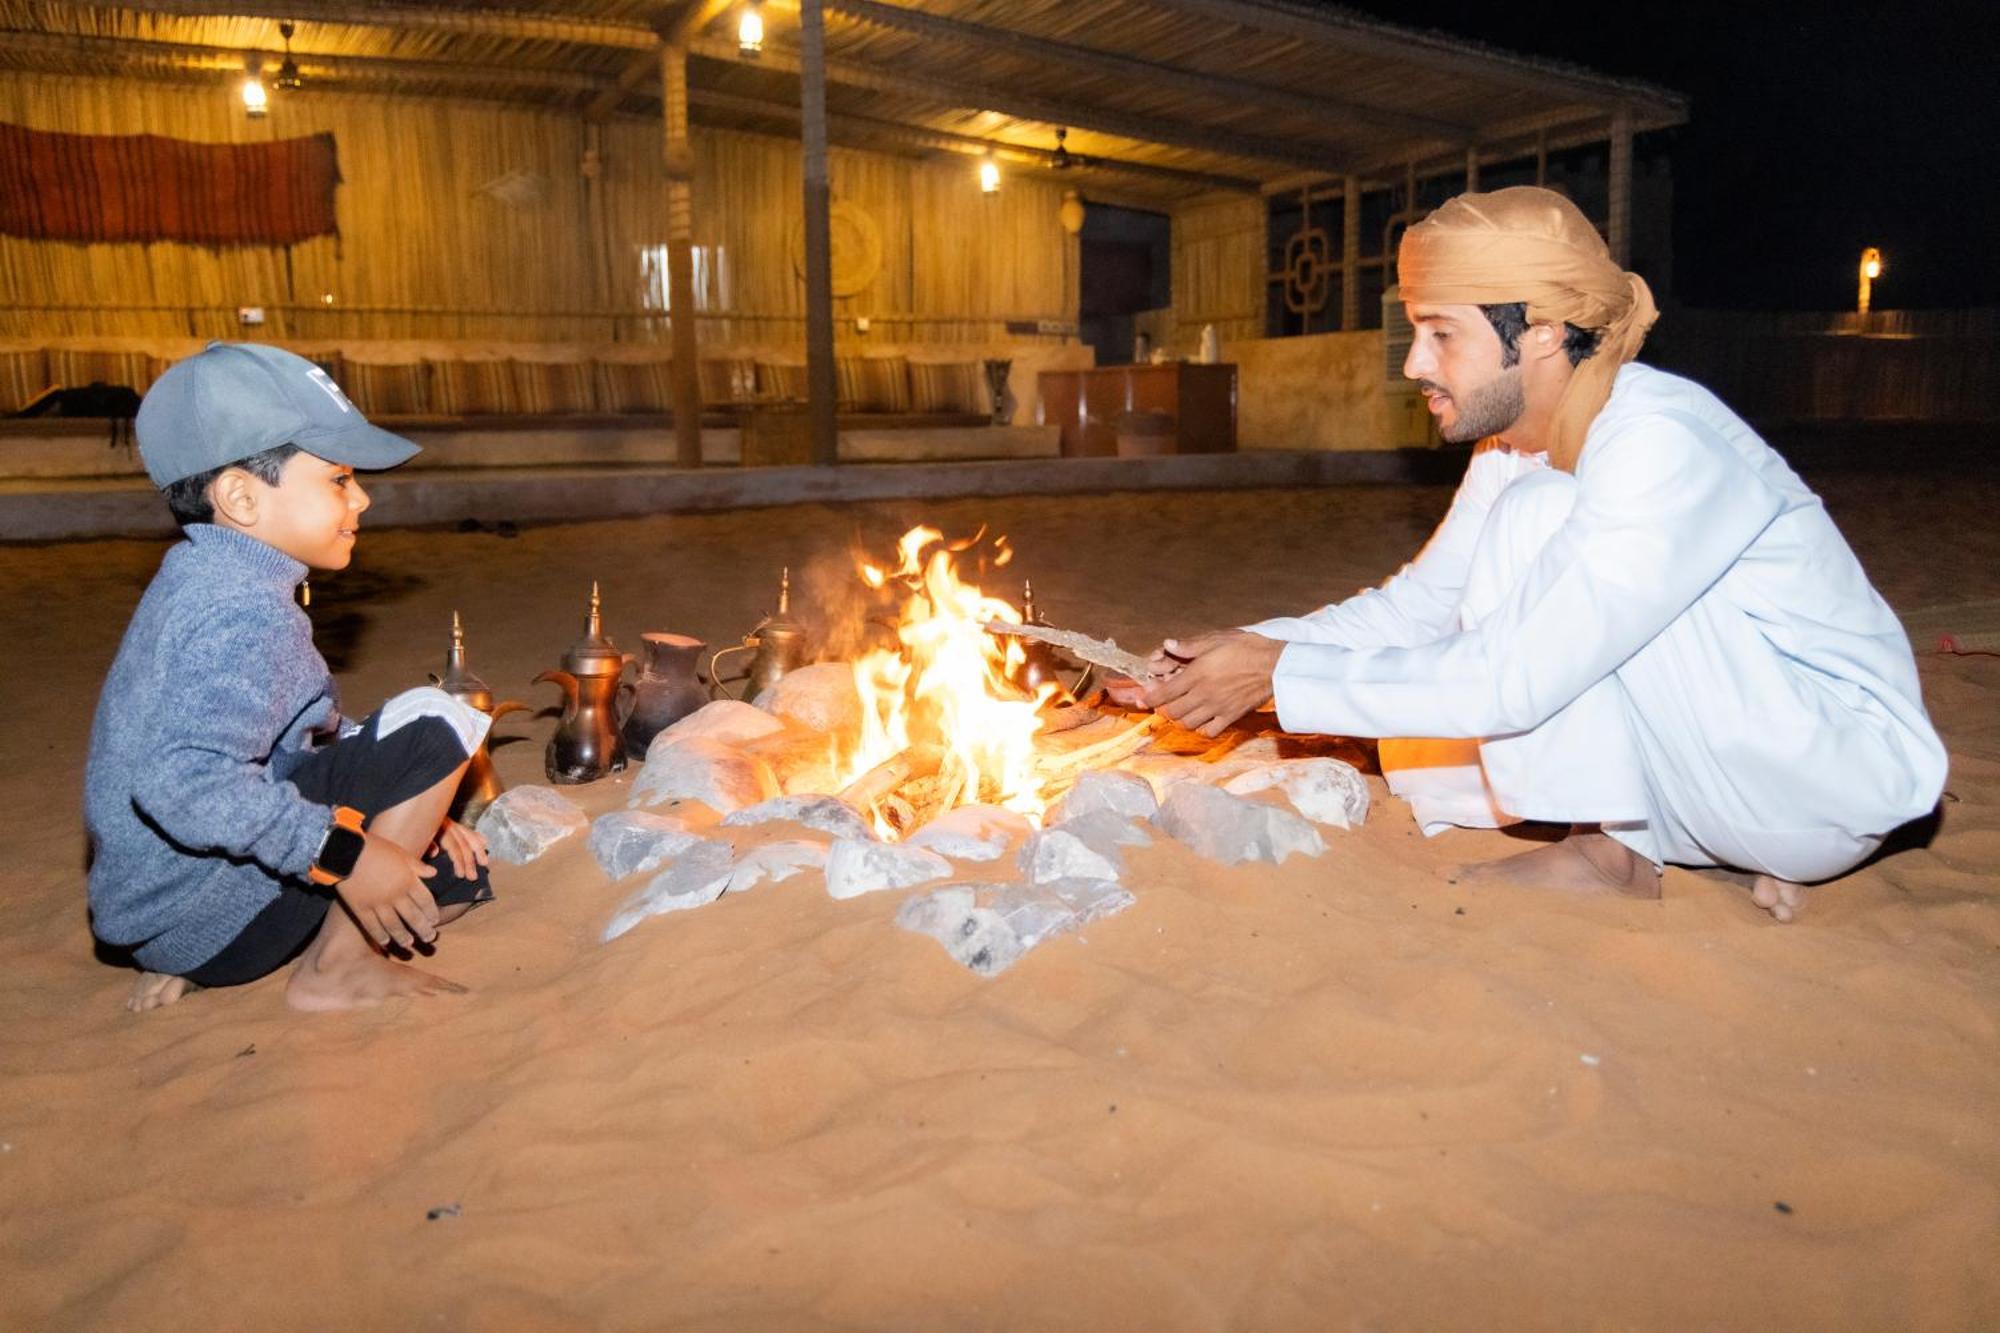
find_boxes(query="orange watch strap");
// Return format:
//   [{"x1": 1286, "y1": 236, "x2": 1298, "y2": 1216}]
[{"x1": 307, "y1": 805, "x2": 368, "y2": 886}]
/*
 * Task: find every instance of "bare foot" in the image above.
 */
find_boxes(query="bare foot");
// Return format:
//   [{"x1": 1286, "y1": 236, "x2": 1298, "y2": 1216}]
[
  {"x1": 126, "y1": 971, "x2": 196, "y2": 1013},
  {"x1": 1750, "y1": 875, "x2": 1807, "y2": 923},
  {"x1": 284, "y1": 901, "x2": 468, "y2": 1013},
  {"x1": 1457, "y1": 827, "x2": 1663, "y2": 900},
  {"x1": 285, "y1": 949, "x2": 467, "y2": 1012}
]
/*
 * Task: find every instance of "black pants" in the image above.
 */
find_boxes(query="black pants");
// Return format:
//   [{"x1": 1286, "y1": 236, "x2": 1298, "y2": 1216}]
[{"x1": 182, "y1": 709, "x2": 491, "y2": 988}]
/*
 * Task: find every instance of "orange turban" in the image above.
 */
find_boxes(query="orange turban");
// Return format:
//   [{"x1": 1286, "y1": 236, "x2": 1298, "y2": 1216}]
[{"x1": 1398, "y1": 186, "x2": 1659, "y2": 471}]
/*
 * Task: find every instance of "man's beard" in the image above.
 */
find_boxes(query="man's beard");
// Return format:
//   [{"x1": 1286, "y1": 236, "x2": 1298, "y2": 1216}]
[{"x1": 1433, "y1": 366, "x2": 1525, "y2": 443}]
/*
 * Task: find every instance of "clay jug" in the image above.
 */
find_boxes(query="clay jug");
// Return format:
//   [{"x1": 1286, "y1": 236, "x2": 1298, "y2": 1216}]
[{"x1": 620, "y1": 633, "x2": 710, "y2": 755}]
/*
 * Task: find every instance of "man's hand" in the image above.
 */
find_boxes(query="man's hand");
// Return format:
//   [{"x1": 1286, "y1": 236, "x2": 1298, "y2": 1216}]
[
  {"x1": 429, "y1": 818, "x2": 488, "y2": 880},
  {"x1": 337, "y1": 833, "x2": 440, "y2": 951},
  {"x1": 1140, "y1": 630, "x2": 1286, "y2": 737}
]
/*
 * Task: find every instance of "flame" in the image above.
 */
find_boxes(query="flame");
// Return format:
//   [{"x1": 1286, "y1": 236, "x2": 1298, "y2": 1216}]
[{"x1": 844, "y1": 526, "x2": 1055, "y2": 835}]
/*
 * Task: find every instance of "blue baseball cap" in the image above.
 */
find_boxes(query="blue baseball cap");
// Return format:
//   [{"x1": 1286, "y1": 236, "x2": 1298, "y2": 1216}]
[{"x1": 136, "y1": 341, "x2": 419, "y2": 488}]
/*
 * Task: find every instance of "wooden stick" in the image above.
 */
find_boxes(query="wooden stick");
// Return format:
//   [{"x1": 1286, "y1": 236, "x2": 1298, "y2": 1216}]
[{"x1": 836, "y1": 743, "x2": 943, "y2": 810}]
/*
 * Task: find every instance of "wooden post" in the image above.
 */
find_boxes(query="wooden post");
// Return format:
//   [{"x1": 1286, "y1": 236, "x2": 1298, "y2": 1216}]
[
  {"x1": 1464, "y1": 145, "x2": 1479, "y2": 193},
  {"x1": 798, "y1": 0, "x2": 839, "y2": 467},
  {"x1": 660, "y1": 41, "x2": 704, "y2": 469},
  {"x1": 1340, "y1": 175, "x2": 1360, "y2": 331},
  {"x1": 1535, "y1": 129, "x2": 1547, "y2": 187},
  {"x1": 1608, "y1": 108, "x2": 1633, "y2": 267}
]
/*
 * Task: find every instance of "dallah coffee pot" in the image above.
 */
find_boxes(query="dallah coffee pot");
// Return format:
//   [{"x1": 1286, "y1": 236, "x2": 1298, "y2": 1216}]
[
  {"x1": 429, "y1": 611, "x2": 527, "y2": 822},
  {"x1": 710, "y1": 567, "x2": 810, "y2": 701},
  {"x1": 535, "y1": 582, "x2": 629, "y2": 783}
]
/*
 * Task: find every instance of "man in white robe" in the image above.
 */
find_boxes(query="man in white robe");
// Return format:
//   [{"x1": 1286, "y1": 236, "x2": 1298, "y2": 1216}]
[{"x1": 1138, "y1": 188, "x2": 1946, "y2": 921}]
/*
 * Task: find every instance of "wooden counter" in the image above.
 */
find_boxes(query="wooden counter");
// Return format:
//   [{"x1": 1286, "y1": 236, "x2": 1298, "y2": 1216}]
[{"x1": 1036, "y1": 362, "x2": 1237, "y2": 457}]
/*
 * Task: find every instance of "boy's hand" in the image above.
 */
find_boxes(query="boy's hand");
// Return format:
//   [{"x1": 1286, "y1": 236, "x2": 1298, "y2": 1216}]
[
  {"x1": 430, "y1": 819, "x2": 489, "y2": 880},
  {"x1": 336, "y1": 834, "x2": 441, "y2": 951}
]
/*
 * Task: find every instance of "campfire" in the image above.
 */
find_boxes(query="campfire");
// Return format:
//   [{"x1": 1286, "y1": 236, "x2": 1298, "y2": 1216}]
[
  {"x1": 474, "y1": 523, "x2": 1367, "y2": 976},
  {"x1": 834, "y1": 525, "x2": 1160, "y2": 840}
]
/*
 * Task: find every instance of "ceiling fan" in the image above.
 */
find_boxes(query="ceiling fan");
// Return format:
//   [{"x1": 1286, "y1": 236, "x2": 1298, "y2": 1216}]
[{"x1": 1049, "y1": 127, "x2": 1090, "y2": 172}]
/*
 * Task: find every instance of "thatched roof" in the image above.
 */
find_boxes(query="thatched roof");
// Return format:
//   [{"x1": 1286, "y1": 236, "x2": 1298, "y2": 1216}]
[{"x1": 0, "y1": 1, "x2": 1686, "y2": 200}]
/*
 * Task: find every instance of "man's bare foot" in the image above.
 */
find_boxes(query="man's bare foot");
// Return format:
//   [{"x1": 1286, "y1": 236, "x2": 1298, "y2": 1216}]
[
  {"x1": 1750, "y1": 875, "x2": 1807, "y2": 923},
  {"x1": 126, "y1": 971, "x2": 195, "y2": 1012},
  {"x1": 1457, "y1": 827, "x2": 1663, "y2": 900},
  {"x1": 285, "y1": 949, "x2": 466, "y2": 1012}
]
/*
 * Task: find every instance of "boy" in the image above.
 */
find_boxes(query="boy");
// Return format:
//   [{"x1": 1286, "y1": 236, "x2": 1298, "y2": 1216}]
[{"x1": 86, "y1": 342, "x2": 495, "y2": 1012}]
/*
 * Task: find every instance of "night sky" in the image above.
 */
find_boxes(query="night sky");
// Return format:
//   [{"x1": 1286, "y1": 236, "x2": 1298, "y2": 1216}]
[{"x1": 1336, "y1": 0, "x2": 1999, "y2": 312}]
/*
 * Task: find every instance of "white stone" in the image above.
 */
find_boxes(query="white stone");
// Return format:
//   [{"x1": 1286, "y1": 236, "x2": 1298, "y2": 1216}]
[
  {"x1": 896, "y1": 876, "x2": 1135, "y2": 977},
  {"x1": 1223, "y1": 757, "x2": 1371, "y2": 830},
  {"x1": 628, "y1": 735, "x2": 779, "y2": 815},
  {"x1": 722, "y1": 793, "x2": 875, "y2": 841},
  {"x1": 1051, "y1": 769, "x2": 1159, "y2": 824},
  {"x1": 742, "y1": 729, "x2": 847, "y2": 797},
  {"x1": 895, "y1": 886, "x2": 1024, "y2": 977},
  {"x1": 1154, "y1": 783, "x2": 1326, "y2": 866},
  {"x1": 476, "y1": 785, "x2": 587, "y2": 865},
  {"x1": 588, "y1": 809, "x2": 702, "y2": 881},
  {"x1": 823, "y1": 837, "x2": 952, "y2": 901},
  {"x1": 1019, "y1": 826, "x2": 1120, "y2": 884},
  {"x1": 753, "y1": 662, "x2": 863, "y2": 739},
  {"x1": 1019, "y1": 809, "x2": 1148, "y2": 884},
  {"x1": 652, "y1": 699, "x2": 787, "y2": 750},
  {"x1": 602, "y1": 838, "x2": 734, "y2": 941},
  {"x1": 1034, "y1": 875, "x2": 1135, "y2": 927},
  {"x1": 727, "y1": 839, "x2": 828, "y2": 893},
  {"x1": 905, "y1": 803, "x2": 1033, "y2": 862}
]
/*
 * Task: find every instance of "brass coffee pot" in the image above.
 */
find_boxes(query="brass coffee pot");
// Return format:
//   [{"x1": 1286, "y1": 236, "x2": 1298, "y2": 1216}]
[
  {"x1": 709, "y1": 566, "x2": 810, "y2": 701},
  {"x1": 1015, "y1": 579, "x2": 1068, "y2": 698},
  {"x1": 535, "y1": 581, "x2": 630, "y2": 783},
  {"x1": 430, "y1": 611, "x2": 527, "y2": 823}
]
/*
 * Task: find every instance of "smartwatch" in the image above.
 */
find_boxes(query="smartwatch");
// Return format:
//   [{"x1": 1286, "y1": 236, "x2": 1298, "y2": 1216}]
[{"x1": 309, "y1": 806, "x2": 368, "y2": 886}]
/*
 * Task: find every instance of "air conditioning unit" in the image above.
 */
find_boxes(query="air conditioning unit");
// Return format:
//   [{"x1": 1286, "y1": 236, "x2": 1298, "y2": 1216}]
[{"x1": 1381, "y1": 284, "x2": 1438, "y2": 448}]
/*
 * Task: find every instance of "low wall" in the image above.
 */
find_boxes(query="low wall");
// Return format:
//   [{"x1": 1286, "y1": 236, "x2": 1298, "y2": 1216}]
[{"x1": 1225, "y1": 330, "x2": 1402, "y2": 452}]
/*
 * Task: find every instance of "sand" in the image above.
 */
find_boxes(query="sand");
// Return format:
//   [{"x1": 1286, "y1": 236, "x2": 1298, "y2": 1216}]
[{"x1": 2, "y1": 469, "x2": 1996, "y2": 1330}]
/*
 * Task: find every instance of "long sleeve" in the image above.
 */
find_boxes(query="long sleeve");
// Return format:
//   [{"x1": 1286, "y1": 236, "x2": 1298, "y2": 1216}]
[
  {"x1": 1245, "y1": 443, "x2": 1523, "y2": 650},
  {"x1": 128, "y1": 598, "x2": 333, "y2": 878},
  {"x1": 1270, "y1": 413, "x2": 1787, "y2": 739}
]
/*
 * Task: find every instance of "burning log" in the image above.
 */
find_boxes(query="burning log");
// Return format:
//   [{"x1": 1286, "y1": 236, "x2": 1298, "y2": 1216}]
[
  {"x1": 836, "y1": 742, "x2": 944, "y2": 812},
  {"x1": 1030, "y1": 714, "x2": 1164, "y2": 789}
]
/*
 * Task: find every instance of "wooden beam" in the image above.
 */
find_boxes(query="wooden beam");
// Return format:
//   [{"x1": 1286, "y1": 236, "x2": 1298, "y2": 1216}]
[
  {"x1": 1150, "y1": 0, "x2": 1685, "y2": 119},
  {"x1": 1, "y1": 28, "x2": 606, "y2": 97},
  {"x1": 585, "y1": 0, "x2": 735, "y2": 122},
  {"x1": 661, "y1": 41, "x2": 706, "y2": 469},
  {"x1": 798, "y1": 0, "x2": 839, "y2": 466},
  {"x1": 827, "y1": 0, "x2": 1469, "y2": 144},
  {"x1": 687, "y1": 87, "x2": 1255, "y2": 193},
  {"x1": 688, "y1": 36, "x2": 1335, "y2": 173},
  {"x1": 1341, "y1": 175, "x2": 1360, "y2": 331},
  {"x1": 1608, "y1": 109, "x2": 1633, "y2": 267},
  {"x1": 113, "y1": 1, "x2": 660, "y2": 49}
]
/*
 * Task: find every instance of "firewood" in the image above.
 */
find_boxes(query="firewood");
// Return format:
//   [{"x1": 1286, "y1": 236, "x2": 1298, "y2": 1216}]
[{"x1": 836, "y1": 743, "x2": 943, "y2": 811}]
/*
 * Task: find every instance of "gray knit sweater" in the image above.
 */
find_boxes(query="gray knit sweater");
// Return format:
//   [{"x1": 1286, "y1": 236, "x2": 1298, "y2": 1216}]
[{"x1": 85, "y1": 524, "x2": 341, "y2": 973}]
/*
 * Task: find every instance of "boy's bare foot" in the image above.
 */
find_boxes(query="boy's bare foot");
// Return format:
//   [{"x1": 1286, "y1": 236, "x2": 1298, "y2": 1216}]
[
  {"x1": 285, "y1": 903, "x2": 467, "y2": 1013},
  {"x1": 126, "y1": 971, "x2": 196, "y2": 1012},
  {"x1": 1457, "y1": 827, "x2": 1663, "y2": 900},
  {"x1": 286, "y1": 949, "x2": 466, "y2": 1012}
]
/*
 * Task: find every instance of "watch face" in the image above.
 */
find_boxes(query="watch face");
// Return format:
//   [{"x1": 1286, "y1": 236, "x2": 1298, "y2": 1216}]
[{"x1": 317, "y1": 823, "x2": 367, "y2": 880}]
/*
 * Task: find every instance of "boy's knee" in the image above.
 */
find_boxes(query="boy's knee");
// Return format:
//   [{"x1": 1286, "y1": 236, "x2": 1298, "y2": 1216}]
[{"x1": 379, "y1": 686, "x2": 491, "y2": 757}]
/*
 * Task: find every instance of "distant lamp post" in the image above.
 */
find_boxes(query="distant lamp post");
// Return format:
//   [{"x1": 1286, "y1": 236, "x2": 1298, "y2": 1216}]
[
  {"x1": 1858, "y1": 246, "x2": 1884, "y2": 314},
  {"x1": 738, "y1": 1, "x2": 764, "y2": 57},
  {"x1": 978, "y1": 152, "x2": 1000, "y2": 194},
  {"x1": 241, "y1": 70, "x2": 269, "y2": 118}
]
